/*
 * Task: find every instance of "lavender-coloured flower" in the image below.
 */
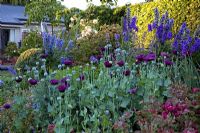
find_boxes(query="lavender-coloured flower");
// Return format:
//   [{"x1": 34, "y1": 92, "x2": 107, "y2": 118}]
[
  {"x1": 57, "y1": 84, "x2": 69, "y2": 92},
  {"x1": 114, "y1": 33, "x2": 120, "y2": 41},
  {"x1": 3, "y1": 103, "x2": 11, "y2": 109},
  {"x1": 28, "y1": 79, "x2": 38, "y2": 85},
  {"x1": 117, "y1": 60, "x2": 125, "y2": 67},
  {"x1": 164, "y1": 59, "x2": 173, "y2": 66},
  {"x1": 50, "y1": 79, "x2": 59, "y2": 85},
  {"x1": 104, "y1": 61, "x2": 112, "y2": 68},
  {"x1": 90, "y1": 56, "x2": 98, "y2": 63},
  {"x1": 123, "y1": 70, "x2": 131, "y2": 76},
  {"x1": 128, "y1": 88, "x2": 137, "y2": 94},
  {"x1": 0, "y1": 80, "x2": 4, "y2": 86}
]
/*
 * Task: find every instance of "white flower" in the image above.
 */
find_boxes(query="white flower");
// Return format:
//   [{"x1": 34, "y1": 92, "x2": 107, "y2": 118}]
[
  {"x1": 70, "y1": 17, "x2": 75, "y2": 22},
  {"x1": 93, "y1": 19, "x2": 98, "y2": 24}
]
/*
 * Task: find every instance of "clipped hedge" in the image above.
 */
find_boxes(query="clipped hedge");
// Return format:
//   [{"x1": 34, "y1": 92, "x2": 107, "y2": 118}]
[{"x1": 130, "y1": 0, "x2": 200, "y2": 46}]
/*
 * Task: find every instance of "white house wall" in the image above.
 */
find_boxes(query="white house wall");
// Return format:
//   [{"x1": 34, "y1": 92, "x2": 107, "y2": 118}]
[{"x1": 9, "y1": 28, "x2": 21, "y2": 47}]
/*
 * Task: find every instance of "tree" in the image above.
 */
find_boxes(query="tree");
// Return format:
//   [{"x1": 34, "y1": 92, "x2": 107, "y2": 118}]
[
  {"x1": 86, "y1": 0, "x2": 118, "y2": 5},
  {"x1": 25, "y1": 0, "x2": 64, "y2": 34},
  {"x1": 0, "y1": 0, "x2": 28, "y2": 5}
]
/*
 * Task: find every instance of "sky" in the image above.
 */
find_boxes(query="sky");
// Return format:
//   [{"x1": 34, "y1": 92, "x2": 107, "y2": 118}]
[{"x1": 60, "y1": 0, "x2": 145, "y2": 10}]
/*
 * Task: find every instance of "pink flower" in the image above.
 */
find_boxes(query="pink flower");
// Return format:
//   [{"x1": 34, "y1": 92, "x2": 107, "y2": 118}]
[
  {"x1": 192, "y1": 88, "x2": 200, "y2": 93},
  {"x1": 48, "y1": 124, "x2": 55, "y2": 133},
  {"x1": 162, "y1": 111, "x2": 169, "y2": 119}
]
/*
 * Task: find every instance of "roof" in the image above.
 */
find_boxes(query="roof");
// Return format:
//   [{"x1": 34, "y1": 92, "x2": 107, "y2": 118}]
[{"x1": 0, "y1": 4, "x2": 27, "y2": 25}]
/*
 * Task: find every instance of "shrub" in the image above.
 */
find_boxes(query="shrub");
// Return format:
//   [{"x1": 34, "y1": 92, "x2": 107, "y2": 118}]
[
  {"x1": 20, "y1": 31, "x2": 42, "y2": 53},
  {"x1": 130, "y1": 0, "x2": 200, "y2": 47},
  {"x1": 15, "y1": 48, "x2": 41, "y2": 69},
  {"x1": 4, "y1": 42, "x2": 20, "y2": 57},
  {"x1": 70, "y1": 24, "x2": 121, "y2": 64}
]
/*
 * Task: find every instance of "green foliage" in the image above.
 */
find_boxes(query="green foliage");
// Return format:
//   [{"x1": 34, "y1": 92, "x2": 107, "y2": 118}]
[
  {"x1": 25, "y1": 0, "x2": 64, "y2": 32},
  {"x1": 130, "y1": 0, "x2": 200, "y2": 47},
  {"x1": 70, "y1": 24, "x2": 121, "y2": 64},
  {"x1": 5, "y1": 42, "x2": 20, "y2": 57},
  {"x1": 15, "y1": 48, "x2": 41, "y2": 69},
  {"x1": 20, "y1": 31, "x2": 42, "y2": 53},
  {"x1": 84, "y1": 4, "x2": 125, "y2": 25}
]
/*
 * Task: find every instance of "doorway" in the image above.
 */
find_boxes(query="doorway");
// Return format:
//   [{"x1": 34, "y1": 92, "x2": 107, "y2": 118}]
[{"x1": 0, "y1": 29, "x2": 10, "y2": 51}]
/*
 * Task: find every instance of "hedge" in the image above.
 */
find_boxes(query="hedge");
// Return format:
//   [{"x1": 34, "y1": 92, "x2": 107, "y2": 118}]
[{"x1": 130, "y1": 0, "x2": 200, "y2": 47}]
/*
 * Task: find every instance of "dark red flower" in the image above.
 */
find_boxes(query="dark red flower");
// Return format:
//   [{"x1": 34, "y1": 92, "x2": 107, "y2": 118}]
[
  {"x1": 192, "y1": 88, "x2": 200, "y2": 93},
  {"x1": 57, "y1": 84, "x2": 69, "y2": 92},
  {"x1": 3, "y1": 103, "x2": 11, "y2": 109},
  {"x1": 29, "y1": 79, "x2": 38, "y2": 85},
  {"x1": 61, "y1": 77, "x2": 70, "y2": 85},
  {"x1": 50, "y1": 79, "x2": 59, "y2": 85},
  {"x1": 48, "y1": 124, "x2": 55, "y2": 133},
  {"x1": 144, "y1": 53, "x2": 156, "y2": 62},
  {"x1": 135, "y1": 54, "x2": 145, "y2": 62},
  {"x1": 164, "y1": 59, "x2": 173, "y2": 66},
  {"x1": 162, "y1": 111, "x2": 169, "y2": 119},
  {"x1": 123, "y1": 70, "x2": 131, "y2": 76},
  {"x1": 96, "y1": 55, "x2": 103, "y2": 60},
  {"x1": 117, "y1": 60, "x2": 125, "y2": 67},
  {"x1": 15, "y1": 76, "x2": 22, "y2": 83},
  {"x1": 64, "y1": 59, "x2": 73, "y2": 66},
  {"x1": 79, "y1": 74, "x2": 85, "y2": 81},
  {"x1": 100, "y1": 47, "x2": 105, "y2": 53},
  {"x1": 104, "y1": 61, "x2": 112, "y2": 68}
]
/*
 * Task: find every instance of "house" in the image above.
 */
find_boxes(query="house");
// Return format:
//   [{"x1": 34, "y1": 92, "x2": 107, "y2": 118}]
[{"x1": 0, "y1": 4, "x2": 63, "y2": 52}]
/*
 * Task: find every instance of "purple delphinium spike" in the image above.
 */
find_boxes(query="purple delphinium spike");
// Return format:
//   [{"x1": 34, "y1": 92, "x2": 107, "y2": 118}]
[{"x1": 148, "y1": 24, "x2": 153, "y2": 32}]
